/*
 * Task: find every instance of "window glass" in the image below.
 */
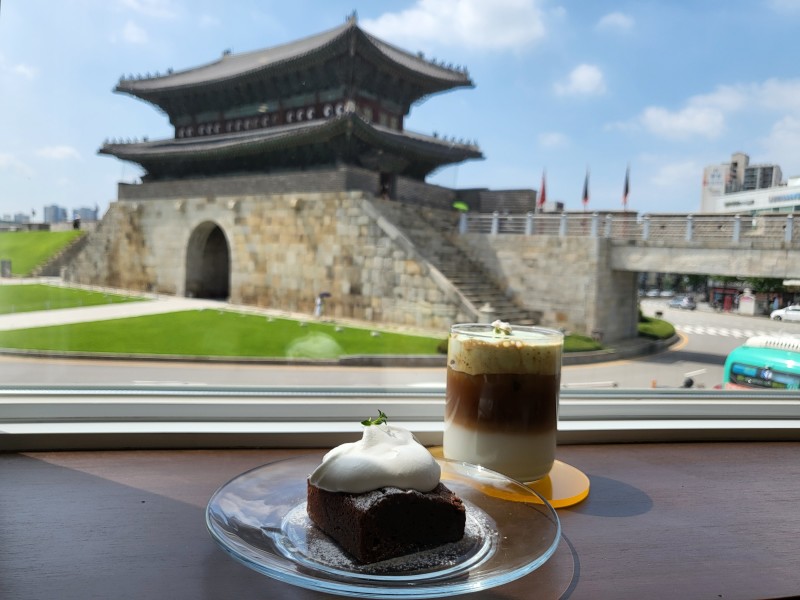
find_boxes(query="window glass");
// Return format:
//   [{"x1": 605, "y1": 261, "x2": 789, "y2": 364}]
[{"x1": 0, "y1": 1, "x2": 799, "y2": 436}]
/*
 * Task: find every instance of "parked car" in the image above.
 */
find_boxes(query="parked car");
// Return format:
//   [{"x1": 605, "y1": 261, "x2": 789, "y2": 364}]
[
  {"x1": 771, "y1": 305, "x2": 800, "y2": 321},
  {"x1": 669, "y1": 295, "x2": 697, "y2": 310},
  {"x1": 645, "y1": 289, "x2": 661, "y2": 297},
  {"x1": 659, "y1": 290, "x2": 675, "y2": 298}
]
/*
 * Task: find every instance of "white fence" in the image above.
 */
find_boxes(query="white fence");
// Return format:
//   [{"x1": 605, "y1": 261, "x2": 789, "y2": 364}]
[{"x1": 458, "y1": 212, "x2": 800, "y2": 247}]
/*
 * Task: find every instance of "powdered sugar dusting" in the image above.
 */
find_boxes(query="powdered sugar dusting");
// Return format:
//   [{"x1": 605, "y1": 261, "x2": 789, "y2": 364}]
[{"x1": 279, "y1": 501, "x2": 497, "y2": 577}]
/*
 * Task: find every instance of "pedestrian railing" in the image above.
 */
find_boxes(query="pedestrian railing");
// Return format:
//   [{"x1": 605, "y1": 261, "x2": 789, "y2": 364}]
[{"x1": 456, "y1": 212, "x2": 800, "y2": 247}]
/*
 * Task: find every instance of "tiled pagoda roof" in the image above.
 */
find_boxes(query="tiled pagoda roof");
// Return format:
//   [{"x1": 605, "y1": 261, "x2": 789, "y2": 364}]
[{"x1": 115, "y1": 17, "x2": 472, "y2": 115}]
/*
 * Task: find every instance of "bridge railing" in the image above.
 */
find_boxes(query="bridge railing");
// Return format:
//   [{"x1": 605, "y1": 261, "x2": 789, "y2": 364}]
[{"x1": 457, "y1": 212, "x2": 799, "y2": 247}]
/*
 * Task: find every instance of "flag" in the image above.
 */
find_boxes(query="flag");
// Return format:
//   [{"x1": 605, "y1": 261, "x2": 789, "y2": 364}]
[
  {"x1": 582, "y1": 169, "x2": 589, "y2": 209},
  {"x1": 538, "y1": 170, "x2": 547, "y2": 210},
  {"x1": 622, "y1": 165, "x2": 630, "y2": 210}
]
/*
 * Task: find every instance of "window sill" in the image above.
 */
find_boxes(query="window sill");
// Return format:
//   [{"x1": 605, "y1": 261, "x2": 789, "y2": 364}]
[{"x1": 2, "y1": 386, "x2": 799, "y2": 450}]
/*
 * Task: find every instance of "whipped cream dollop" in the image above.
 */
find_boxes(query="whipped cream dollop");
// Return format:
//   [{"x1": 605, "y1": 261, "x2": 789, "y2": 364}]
[{"x1": 309, "y1": 424, "x2": 441, "y2": 494}]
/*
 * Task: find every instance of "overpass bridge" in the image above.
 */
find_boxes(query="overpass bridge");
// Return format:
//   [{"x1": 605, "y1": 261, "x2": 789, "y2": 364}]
[
  {"x1": 450, "y1": 211, "x2": 800, "y2": 343},
  {"x1": 458, "y1": 211, "x2": 800, "y2": 279}
]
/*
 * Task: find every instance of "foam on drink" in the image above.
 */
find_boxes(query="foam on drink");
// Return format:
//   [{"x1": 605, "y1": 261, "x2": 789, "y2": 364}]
[{"x1": 444, "y1": 323, "x2": 562, "y2": 482}]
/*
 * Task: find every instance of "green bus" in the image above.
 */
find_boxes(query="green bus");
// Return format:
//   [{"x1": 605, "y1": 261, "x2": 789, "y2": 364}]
[{"x1": 723, "y1": 335, "x2": 800, "y2": 390}]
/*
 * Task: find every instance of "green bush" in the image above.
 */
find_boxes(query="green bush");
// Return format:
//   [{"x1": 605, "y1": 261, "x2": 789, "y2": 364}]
[
  {"x1": 564, "y1": 334, "x2": 603, "y2": 352},
  {"x1": 638, "y1": 316, "x2": 675, "y2": 340}
]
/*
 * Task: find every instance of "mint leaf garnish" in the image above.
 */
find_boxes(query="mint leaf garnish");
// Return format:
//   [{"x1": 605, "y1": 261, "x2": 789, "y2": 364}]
[{"x1": 361, "y1": 410, "x2": 388, "y2": 426}]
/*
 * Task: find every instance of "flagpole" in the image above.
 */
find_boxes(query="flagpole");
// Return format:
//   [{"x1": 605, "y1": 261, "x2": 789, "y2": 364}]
[
  {"x1": 622, "y1": 164, "x2": 630, "y2": 212},
  {"x1": 538, "y1": 169, "x2": 547, "y2": 214},
  {"x1": 582, "y1": 168, "x2": 589, "y2": 212}
]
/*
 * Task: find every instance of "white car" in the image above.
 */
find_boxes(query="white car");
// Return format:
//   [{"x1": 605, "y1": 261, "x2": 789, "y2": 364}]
[{"x1": 771, "y1": 305, "x2": 800, "y2": 322}]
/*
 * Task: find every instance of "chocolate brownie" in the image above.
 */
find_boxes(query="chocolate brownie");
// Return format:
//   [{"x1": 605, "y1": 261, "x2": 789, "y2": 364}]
[{"x1": 306, "y1": 481, "x2": 466, "y2": 564}]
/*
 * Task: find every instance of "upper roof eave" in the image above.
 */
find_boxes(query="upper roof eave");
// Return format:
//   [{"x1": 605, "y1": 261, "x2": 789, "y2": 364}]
[{"x1": 114, "y1": 19, "x2": 472, "y2": 99}]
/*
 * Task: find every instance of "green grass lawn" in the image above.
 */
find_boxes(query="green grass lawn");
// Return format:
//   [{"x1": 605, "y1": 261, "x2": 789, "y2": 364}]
[
  {"x1": 0, "y1": 307, "x2": 610, "y2": 359},
  {"x1": 0, "y1": 309, "x2": 447, "y2": 358},
  {"x1": 0, "y1": 230, "x2": 85, "y2": 276},
  {"x1": 0, "y1": 284, "x2": 146, "y2": 315},
  {"x1": 0, "y1": 284, "x2": 673, "y2": 358}
]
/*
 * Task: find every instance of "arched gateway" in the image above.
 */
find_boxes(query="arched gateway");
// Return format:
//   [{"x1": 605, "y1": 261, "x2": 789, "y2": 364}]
[{"x1": 185, "y1": 222, "x2": 230, "y2": 299}]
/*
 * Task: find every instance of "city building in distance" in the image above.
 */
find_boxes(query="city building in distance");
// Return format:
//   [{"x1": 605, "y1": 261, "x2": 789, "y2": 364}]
[
  {"x1": 701, "y1": 151, "x2": 799, "y2": 214},
  {"x1": 73, "y1": 207, "x2": 100, "y2": 223},
  {"x1": 44, "y1": 205, "x2": 69, "y2": 224}
]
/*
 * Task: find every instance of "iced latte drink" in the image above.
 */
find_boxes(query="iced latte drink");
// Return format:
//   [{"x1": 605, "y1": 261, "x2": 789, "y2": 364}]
[{"x1": 443, "y1": 322, "x2": 563, "y2": 482}]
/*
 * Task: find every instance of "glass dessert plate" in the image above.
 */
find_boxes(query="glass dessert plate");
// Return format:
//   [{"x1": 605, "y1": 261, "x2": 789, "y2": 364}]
[{"x1": 206, "y1": 454, "x2": 561, "y2": 599}]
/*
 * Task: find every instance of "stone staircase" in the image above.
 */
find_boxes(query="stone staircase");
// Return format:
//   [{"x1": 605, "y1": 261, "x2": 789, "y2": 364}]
[{"x1": 369, "y1": 198, "x2": 541, "y2": 325}]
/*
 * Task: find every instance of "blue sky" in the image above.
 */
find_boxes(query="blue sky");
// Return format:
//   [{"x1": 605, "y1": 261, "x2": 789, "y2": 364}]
[{"x1": 3, "y1": 0, "x2": 800, "y2": 220}]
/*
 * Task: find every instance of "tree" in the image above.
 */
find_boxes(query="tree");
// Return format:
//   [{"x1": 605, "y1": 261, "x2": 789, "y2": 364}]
[
  {"x1": 683, "y1": 274, "x2": 708, "y2": 291},
  {"x1": 741, "y1": 277, "x2": 785, "y2": 293}
]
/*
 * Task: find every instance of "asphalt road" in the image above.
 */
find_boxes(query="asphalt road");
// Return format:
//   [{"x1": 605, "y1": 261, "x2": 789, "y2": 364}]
[
  {"x1": 2, "y1": 298, "x2": 797, "y2": 389},
  {"x1": 602, "y1": 298, "x2": 800, "y2": 389}
]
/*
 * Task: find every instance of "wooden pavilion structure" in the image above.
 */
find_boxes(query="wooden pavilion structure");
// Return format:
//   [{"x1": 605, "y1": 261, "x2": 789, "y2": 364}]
[{"x1": 100, "y1": 14, "x2": 483, "y2": 189}]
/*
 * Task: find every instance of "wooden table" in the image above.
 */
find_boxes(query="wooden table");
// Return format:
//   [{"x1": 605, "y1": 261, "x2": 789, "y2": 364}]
[{"x1": 2, "y1": 443, "x2": 799, "y2": 599}]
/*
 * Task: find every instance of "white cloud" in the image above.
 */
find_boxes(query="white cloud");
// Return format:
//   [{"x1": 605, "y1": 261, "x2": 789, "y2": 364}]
[
  {"x1": 538, "y1": 132, "x2": 569, "y2": 148},
  {"x1": 756, "y1": 78, "x2": 800, "y2": 113},
  {"x1": 0, "y1": 153, "x2": 35, "y2": 177},
  {"x1": 36, "y1": 146, "x2": 81, "y2": 160},
  {"x1": 12, "y1": 64, "x2": 38, "y2": 79},
  {"x1": 761, "y1": 116, "x2": 800, "y2": 175},
  {"x1": 596, "y1": 12, "x2": 634, "y2": 31},
  {"x1": 0, "y1": 54, "x2": 38, "y2": 80},
  {"x1": 685, "y1": 80, "x2": 800, "y2": 114},
  {"x1": 640, "y1": 105, "x2": 725, "y2": 140},
  {"x1": 122, "y1": 20, "x2": 149, "y2": 44},
  {"x1": 554, "y1": 64, "x2": 606, "y2": 96},
  {"x1": 361, "y1": 0, "x2": 547, "y2": 51},
  {"x1": 689, "y1": 85, "x2": 749, "y2": 112},
  {"x1": 119, "y1": 0, "x2": 177, "y2": 19},
  {"x1": 634, "y1": 79, "x2": 800, "y2": 141},
  {"x1": 650, "y1": 160, "x2": 701, "y2": 187},
  {"x1": 767, "y1": 0, "x2": 800, "y2": 13},
  {"x1": 637, "y1": 85, "x2": 747, "y2": 140}
]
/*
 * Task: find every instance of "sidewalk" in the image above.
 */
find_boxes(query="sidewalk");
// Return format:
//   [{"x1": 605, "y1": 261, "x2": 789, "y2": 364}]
[
  {"x1": 0, "y1": 295, "x2": 225, "y2": 331},
  {"x1": 0, "y1": 278, "x2": 443, "y2": 339}
]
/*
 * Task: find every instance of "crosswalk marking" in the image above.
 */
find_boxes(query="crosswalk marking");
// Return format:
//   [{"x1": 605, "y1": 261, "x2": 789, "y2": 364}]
[{"x1": 676, "y1": 325, "x2": 770, "y2": 339}]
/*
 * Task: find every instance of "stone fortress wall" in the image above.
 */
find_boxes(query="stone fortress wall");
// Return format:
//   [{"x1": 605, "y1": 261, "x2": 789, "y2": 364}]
[
  {"x1": 450, "y1": 234, "x2": 638, "y2": 343},
  {"x1": 67, "y1": 169, "x2": 479, "y2": 332},
  {"x1": 66, "y1": 166, "x2": 637, "y2": 340}
]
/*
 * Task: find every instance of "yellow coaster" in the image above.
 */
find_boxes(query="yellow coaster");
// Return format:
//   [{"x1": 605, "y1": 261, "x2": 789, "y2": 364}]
[
  {"x1": 524, "y1": 460, "x2": 590, "y2": 509},
  {"x1": 430, "y1": 447, "x2": 590, "y2": 509}
]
